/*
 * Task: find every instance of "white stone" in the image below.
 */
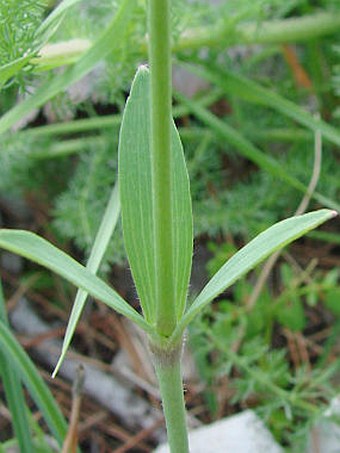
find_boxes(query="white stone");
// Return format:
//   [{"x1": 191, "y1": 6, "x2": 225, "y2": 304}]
[
  {"x1": 307, "y1": 396, "x2": 340, "y2": 453},
  {"x1": 154, "y1": 410, "x2": 283, "y2": 453}
]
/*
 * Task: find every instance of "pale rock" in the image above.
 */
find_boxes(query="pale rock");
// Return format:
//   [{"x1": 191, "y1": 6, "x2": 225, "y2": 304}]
[
  {"x1": 307, "y1": 396, "x2": 340, "y2": 453},
  {"x1": 154, "y1": 410, "x2": 283, "y2": 453}
]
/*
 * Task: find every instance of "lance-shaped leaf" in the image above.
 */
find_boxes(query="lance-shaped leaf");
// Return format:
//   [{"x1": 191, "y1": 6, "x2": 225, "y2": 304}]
[
  {"x1": 0, "y1": 229, "x2": 152, "y2": 333},
  {"x1": 0, "y1": 320, "x2": 67, "y2": 445},
  {"x1": 53, "y1": 183, "x2": 120, "y2": 377},
  {"x1": 174, "y1": 209, "x2": 336, "y2": 337},
  {"x1": 0, "y1": 281, "x2": 34, "y2": 452},
  {"x1": 118, "y1": 67, "x2": 193, "y2": 324}
]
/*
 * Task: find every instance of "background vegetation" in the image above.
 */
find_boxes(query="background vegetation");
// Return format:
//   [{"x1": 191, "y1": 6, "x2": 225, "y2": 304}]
[{"x1": 0, "y1": 0, "x2": 339, "y2": 451}]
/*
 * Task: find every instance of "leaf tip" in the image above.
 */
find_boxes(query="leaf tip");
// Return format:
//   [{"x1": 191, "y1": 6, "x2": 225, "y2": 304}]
[
  {"x1": 52, "y1": 353, "x2": 65, "y2": 379},
  {"x1": 138, "y1": 64, "x2": 149, "y2": 73}
]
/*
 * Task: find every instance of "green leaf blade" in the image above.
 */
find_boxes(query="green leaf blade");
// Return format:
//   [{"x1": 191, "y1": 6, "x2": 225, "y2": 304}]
[
  {"x1": 53, "y1": 183, "x2": 120, "y2": 377},
  {"x1": 0, "y1": 282, "x2": 34, "y2": 453},
  {"x1": 0, "y1": 320, "x2": 67, "y2": 446},
  {"x1": 0, "y1": 229, "x2": 151, "y2": 333},
  {"x1": 118, "y1": 67, "x2": 193, "y2": 325},
  {"x1": 178, "y1": 209, "x2": 336, "y2": 333},
  {"x1": 184, "y1": 63, "x2": 340, "y2": 147}
]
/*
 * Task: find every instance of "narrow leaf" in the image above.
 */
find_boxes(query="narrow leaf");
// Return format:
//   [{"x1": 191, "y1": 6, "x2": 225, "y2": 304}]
[
  {"x1": 0, "y1": 282, "x2": 34, "y2": 452},
  {"x1": 0, "y1": 320, "x2": 67, "y2": 445},
  {"x1": 177, "y1": 209, "x2": 336, "y2": 334},
  {"x1": 0, "y1": 230, "x2": 152, "y2": 333},
  {"x1": 36, "y1": 0, "x2": 82, "y2": 45},
  {"x1": 184, "y1": 63, "x2": 340, "y2": 147},
  {"x1": 118, "y1": 67, "x2": 193, "y2": 324},
  {"x1": 175, "y1": 91, "x2": 340, "y2": 212},
  {"x1": 0, "y1": 55, "x2": 33, "y2": 89},
  {"x1": 53, "y1": 183, "x2": 120, "y2": 377}
]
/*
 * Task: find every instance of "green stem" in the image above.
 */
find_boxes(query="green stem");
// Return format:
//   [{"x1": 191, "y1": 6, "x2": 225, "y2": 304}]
[
  {"x1": 148, "y1": 0, "x2": 176, "y2": 336},
  {"x1": 153, "y1": 348, "x2": 189, "y2": 453},
  {"x1": 175, "y1": 11, "x2": 340, "y2": 51},
  {"x1": 34, "y1": 12, "x2": 340, "y2": 70}
]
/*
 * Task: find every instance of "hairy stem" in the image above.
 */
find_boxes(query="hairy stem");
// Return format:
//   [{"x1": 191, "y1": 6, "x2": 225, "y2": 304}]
[{"x1": 153, "y1": 347, "x2": 189, "y2": 453}]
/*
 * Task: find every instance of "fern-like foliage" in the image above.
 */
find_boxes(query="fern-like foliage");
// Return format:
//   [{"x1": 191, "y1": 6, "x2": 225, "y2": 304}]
[
  {"x1": 0, "y1": 1, "x2": 45, "y2": 66},
  {"x1": 52, "y1": 130, "x2": 126, "y2": 267},
  {"x1": 332, "y1": 45, "x2": 340, "y2": 118},
  {"x1": 189, "y1": 294, "x2": 337, "y2": 450}
]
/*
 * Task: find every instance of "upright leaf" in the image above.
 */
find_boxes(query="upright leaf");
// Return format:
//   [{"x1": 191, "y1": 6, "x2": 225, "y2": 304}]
[
  {"x1": 118, "y1": 67, "x2": 193, "y2": 324},
  {"x1": 0, "y1": 281, "x2": 34, "y2": 452},
  {"x1": 53, "y1": 183, "x2": 120, "y2": 377}
]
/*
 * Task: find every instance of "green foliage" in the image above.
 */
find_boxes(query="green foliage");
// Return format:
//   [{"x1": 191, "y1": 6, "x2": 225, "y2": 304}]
[
  {"x1": 0, "y1": 1, "x2": 45, "y2": 67},
  {"x1": 0, "y1": 133, "x2": 71, "y2": 198},
  {"x1": 0, "y1": 229, "x2": 151, "y2": 331},
  {"x1": 332, "y1": 45, "x2": 340, "y2": 118},
  {"x1": 189, "y1": 264, "x2": 339, "y2": 449},
  {"x1": 54, "y1": 183, "x2": 121, "y2": 377},
  {"x1": 189, "y1": 242, "x2": 340, "y2": 448},
  {"x1": 0, "y1": 1, "x2": 339, "y2": 450},
  {"x1": 0, "y1": 279, "x2": 67, "y2": 448},
  {"x1": 0, "y1": 280, "x2": 34, "y2": 452},
  {"x1": 52, "y1": 133, "x2": 126, "y2": 264},
  {"x1": 0, "y1": 1, "x2": 339, "y2": 264},
  {"x1": 118, "y1": 67, "x2": 193, "y2": 327}
]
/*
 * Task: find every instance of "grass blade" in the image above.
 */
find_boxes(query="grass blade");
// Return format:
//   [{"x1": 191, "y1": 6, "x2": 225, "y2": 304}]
[
  {"x1": 0, "y1": 230, "x2": 152, "y2": 333},
  {"x1": 36, "y1": 0, "x2": 82, "y2": 45},
  {"x1": 0, "y1": 0, "x2": 134, "y2": 135},
  {"x1": 0, "y1": 281, "x2": 34, "y2": 452},
  {"x1": 53, "y1": 183, "x2": 120, "y2": 377},
  {"x1": 0, "y1": 319, "x2": 67, "y2": 446},
  {"x1": 184, "y1": 63, "x2": 340, "y2": 147},
  {"x1": 0, "y1": 55, "x2": 32, "y2": 89},
  {"x1": 176, "y1": 209, "x2": 337, "y2": 336},
  {"x1": 119, "y1": 67, "x2": 193, "y2": 325}
]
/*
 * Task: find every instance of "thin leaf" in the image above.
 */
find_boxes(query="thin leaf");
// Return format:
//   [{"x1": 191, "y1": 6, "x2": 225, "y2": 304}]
[
  {"x1": 119, "y1": 67, "x2": 193, "y2": 324},
  {"x1": 0, "y1": 0, "x2": 81, "y2": 89},
  {"x1": 175, "y1": 91, "x2": 340, "y2": 212},
  {"x1": 175, "y1": 209, "x2": 336, "y2": 337},
  {"x1": 0, "y1": 282, "x2": 34, "y2": 452},
  {"x1": 35, "y1": 0, "x2": 82, "y2": 46},
  {"x1": 184, "y1": 63, "x2": 340, "y2": 148},
  {"x1": 53, "y1": 183, "x2": 120, "y2": 377},
  {"x1": 0, "y1": 230, "x2": 152, "y2": 333},
  {"x1": 0, "y1": 55, "x2": 32, "y2": 89},
  {"x1": 0, "y1": 0, "x2": 134, "y2": 134},
  {"x1": 0, "y1": 320, "x2": 67, "y2": 445}
]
